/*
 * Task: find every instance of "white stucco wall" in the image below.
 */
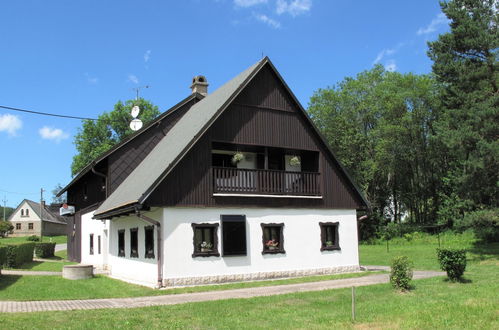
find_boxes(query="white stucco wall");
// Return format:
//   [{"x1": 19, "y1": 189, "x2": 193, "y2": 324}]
[
  {"x1": 162, "y1": 207, "x2": 359, "y2": 280},
  {"x1": 100, "y1": 207, "x2": 358, "y2": 286},
  {"x1": 106, "y1": 208, "x2": 161, "y2": 286},
  {"x1": 80, "y1": 211, "x2": 108, "y2": 267}
]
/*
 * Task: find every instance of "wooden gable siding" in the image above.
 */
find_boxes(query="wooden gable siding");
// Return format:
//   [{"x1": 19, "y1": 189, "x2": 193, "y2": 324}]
[
  {"x1": 108, "y1": 97, "x2": 198, "y2": 194},
  {"x1": 148, "y1": 65, "x2": 364, "y2": 209},
  {"x1": 67, "y1": 163, "x2": 107, "y2": 212}
]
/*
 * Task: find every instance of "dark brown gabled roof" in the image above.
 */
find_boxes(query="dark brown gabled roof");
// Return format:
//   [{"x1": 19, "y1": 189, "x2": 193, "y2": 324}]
[
  {"x1": 57, "y1": 92, "x2": 204, "y2": 197},
  {"x1": 93, "y1": 57, "x2": 369, "y2": 219}
]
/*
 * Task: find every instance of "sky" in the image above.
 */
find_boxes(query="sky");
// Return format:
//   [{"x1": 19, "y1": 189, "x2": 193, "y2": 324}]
[{"x1": 0, "y1": 0, "x2": 450, "y2": 210}]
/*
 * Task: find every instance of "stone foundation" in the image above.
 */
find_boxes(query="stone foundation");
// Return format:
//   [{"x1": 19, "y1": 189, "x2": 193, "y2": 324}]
[{"x1": 163, "y1": 265, "x2": 360, "y2": 287}]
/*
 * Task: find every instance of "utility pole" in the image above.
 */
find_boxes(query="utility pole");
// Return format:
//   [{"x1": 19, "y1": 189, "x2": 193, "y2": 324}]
[
  {"x1": 2, "y1": 196, "x2": 6, "y2": 221},
  {"x1": 40, "y1": 188, "x2": 45, "y2": 242}
]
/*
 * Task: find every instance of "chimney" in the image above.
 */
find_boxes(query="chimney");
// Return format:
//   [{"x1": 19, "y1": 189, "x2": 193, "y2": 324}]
[{"x1": 190, "y1": 75, "x2": 208, "y2": 96}]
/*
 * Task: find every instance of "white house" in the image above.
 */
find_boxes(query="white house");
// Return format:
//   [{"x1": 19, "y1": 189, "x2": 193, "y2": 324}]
[
  {"x1": 58, "y1": 57, "x2": 369, "y2": 287},
  {"x1": 8, "y1": 199, "x2": 66, "y2": 237}
]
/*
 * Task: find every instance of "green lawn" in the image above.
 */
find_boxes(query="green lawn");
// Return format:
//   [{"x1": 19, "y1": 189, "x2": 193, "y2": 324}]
[
  {"x1": 5, "y1": 260, "x2": 76, "y2": 272},
  {"x1": 1, "y1": 231, "x2": 497, "y2": 329},
  {"x1": 0, "y1": 271, "x2": 379, "y2": 301},
  {"x1": 0, "y1": 235, "x2": 67, "y2": 245}
]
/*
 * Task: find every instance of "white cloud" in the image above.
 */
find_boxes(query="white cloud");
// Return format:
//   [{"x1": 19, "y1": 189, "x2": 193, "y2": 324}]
[
  {"x1": 39, "y1": 126, "x2": 69, "y2": 142},
  {"x1": 0, "y1": 114, "x2": 22, "y2": 136},
  {"x1": 276, "y1": 0, "x2": 312, "y2": 17},
  {"x1": 234, "y1": 0, "x2": 267, "y2": 8},
  {"x1": 417, "y1": 13, "x2": 449, "y2": 35},
  {"x1": 127, "y1": 74, "x2": 139, "y2": 84},
  {"x1": 84, "y1": 73, "x2": 98, "y2": 85},
  {"x1": 144, "y1": 50, "x2": 151, "y2": 63},
  {"x1": 373, "y1": 48, "x2": 395, "y2": 64},
  {"x1": 255, "y1": 13, "x2": 281, "y2": 28},
  {"x1": 385, "y1": 60, "x2": 397, "y2": 72}
]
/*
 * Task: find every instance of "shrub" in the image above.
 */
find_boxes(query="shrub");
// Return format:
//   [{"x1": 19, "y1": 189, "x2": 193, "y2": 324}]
[
  {"x1": 390, "y1": 256, "x2": 413, "y2": 291},
  {"x1": 437, "y1": 248, "x2": 467, "y2": 281},
  {"x1": 34, "y1": 242, "x2": 56, "y2": 258},
  {"x1": 0, "y1": 220, "x2": 14, "y2": 238},
  {"x1": 3, "y1": 243, "x2": 35, "y2": 268},
  {"x1": 462, "y1": 209, "x2": 498, "y2": 242},
  {"x1": 26, "y1": 235, "x2": 40, "y2": 242},
  {"x1": 0, "y1": 246, "x2": 7, "y2": 271}
]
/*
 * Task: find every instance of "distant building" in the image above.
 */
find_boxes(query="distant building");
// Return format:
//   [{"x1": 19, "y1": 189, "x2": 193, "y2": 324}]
[{"x1": 8, "y1": 199, "x2": 67, "y2": 237}]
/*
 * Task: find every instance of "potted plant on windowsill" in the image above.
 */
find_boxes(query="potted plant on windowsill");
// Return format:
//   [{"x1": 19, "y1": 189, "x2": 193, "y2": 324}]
[
  {"x1": 265, "y1": 239, "x2": 279, "y2": 251},
  {"x1": 231, "y1": 152, "x2": 244, "y2": 165},
  {"x1": 200, "y1": 241, "x2": 213, "y2": 253},
  {"x1": 289, "y1": 156, "x2": 301, "y2": 166},
  {"x1": 325, "y1": 241, "x2": 334, "y2": 247}
]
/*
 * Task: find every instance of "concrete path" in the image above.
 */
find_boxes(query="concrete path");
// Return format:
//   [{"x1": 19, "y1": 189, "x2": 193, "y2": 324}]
[
  {"x1": 55, "y1": 243, "x2": 66, "y2": 252},
  {"x1": 0, "y1": 270, "x2": 444, "y2": 313},
  {"x1": 1, "y1": 270, "x2": 61, "y2": 276}
]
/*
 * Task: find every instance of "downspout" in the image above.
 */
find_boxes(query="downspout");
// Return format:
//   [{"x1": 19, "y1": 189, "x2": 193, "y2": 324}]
[{"x1": 135, "y1": 208, "x2": 163, "y2": 288}]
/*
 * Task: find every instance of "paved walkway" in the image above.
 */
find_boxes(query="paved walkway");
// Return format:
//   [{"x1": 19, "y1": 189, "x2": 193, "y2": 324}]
[
  {"x1": 54, "y1": 243, "x2": 66, "y2": 252},
  {"x1": 0, "y1": 270, "x2": 444, "y2": 313}
]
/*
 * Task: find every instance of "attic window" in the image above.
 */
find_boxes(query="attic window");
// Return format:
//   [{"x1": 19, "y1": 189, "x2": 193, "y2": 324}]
[
  {"x1": 26, "y1": 209, "x2": 29, "y2": 216},
  {"x1": 199, "y1": 77, "x2": 204, "y2": 82},
  {"x1": 21, "y1": 209, "x2": 24, "y2": 217}
]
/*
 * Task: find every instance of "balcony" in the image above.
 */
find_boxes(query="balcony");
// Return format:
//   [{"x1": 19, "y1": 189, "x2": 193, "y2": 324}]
[{"x1": 212, "y1": 167, "x2": 321, "y2": 197}]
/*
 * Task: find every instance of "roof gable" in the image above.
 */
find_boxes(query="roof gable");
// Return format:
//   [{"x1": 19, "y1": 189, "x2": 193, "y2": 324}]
[
  {"x1": 8, "y1": 199, "x2": 66, "y2": 224},
  {"x1": 93, "y1": 57, "x2": 368, "y2": 218}
]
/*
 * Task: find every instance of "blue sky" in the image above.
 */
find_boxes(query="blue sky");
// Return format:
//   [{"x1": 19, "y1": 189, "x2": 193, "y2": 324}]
[{"x1": 0, "y1": 0, "x2": 449, "y2": 209}]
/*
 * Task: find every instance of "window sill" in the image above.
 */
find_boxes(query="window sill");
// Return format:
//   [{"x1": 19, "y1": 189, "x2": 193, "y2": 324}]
[
  {"x1": 262, "y1": 249, "x2": 286, "y2": 255},
  {"x1": 321, "y1": 246, "x2": 341, "y2": 252},
  {"x1": 192, "y1": 251, "x2": 220, "y2": 258}
]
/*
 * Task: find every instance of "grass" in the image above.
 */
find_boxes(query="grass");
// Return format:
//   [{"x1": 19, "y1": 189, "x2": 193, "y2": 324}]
[
  {"x1": 359, "y1": 230, "x2": 476, "y2": 270},
  {"x1": 1, "y1": 250, "x2": 497, "y2": 329},
  {"x1": 0, "y1": 271, "x2": 379, "y2": 301},
  {"x1": 0, "y1": 235, "x2": 67, "y2": 245},
  {"x1": 5, "y1": 260, "x2": 76, "y2": 272},
  {"x1": 1, "y1": 231, "x2": 497, "y2": 329}
]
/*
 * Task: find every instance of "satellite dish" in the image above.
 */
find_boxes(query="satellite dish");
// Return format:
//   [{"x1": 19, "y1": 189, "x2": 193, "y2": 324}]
[
  {"x1": 130, "y1": 118, "x2": 143, "y2": 131},
  {"x1": 131, "y1": 105, "x2": 140, "y2": 118}
]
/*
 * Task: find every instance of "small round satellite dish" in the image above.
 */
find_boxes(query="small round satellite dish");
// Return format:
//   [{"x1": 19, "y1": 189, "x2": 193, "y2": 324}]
[
  {"x1": 130, "y1": 118, "x2": 143, "y2": 131},
  {"x1": 131, "y1": 105, "x2": 140, "y2": 118}
]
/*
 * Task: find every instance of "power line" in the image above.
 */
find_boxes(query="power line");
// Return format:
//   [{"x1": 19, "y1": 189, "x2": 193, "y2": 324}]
[
  {"x1": 0, "y1": 188, "x2": 38, "y2": 195},
  {"x1": 0, "y1": 105, "x2": 98, "y2": 121}
]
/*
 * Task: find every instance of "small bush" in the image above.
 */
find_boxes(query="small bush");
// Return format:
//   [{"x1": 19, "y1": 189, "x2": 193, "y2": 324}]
[
  {"x1": 34, "y1": 242, "x2": 56, "y2": 258},
  {"x1": 26, "y1": 235, "x2": 40, "y2": 242},
  {"x1": 3, "y1": 243, "x2": 35, "y2": 268},
  {"x1": 437, "y1": 248, "x2": 467, "y2": 281},
  {"x1": 390, "y1": 256, "x2": 413, "y2": 291}
]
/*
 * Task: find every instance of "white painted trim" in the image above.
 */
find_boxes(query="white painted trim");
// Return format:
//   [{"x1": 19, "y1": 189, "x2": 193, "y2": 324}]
[{"x1": 213, "y1": 193, "x2": 323, "y2": 199}]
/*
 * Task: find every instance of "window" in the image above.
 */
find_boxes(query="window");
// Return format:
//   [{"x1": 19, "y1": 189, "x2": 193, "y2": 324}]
[
  {"x1": 192, "y1": 223, "x2": 219, "y2": 257},
  {"x1": 16, "y1": 223, "x2": 21, "y2": 230},
  {"x1": 212, "y1": 153, "x2": 236, "y2": 168},
  {"x1": 28, "y1": 223, "x2": 34, "y2": 230},
  {"x1": 21, "y1": 209, "x2": 24, "y2": 217},
  {"x1": 118, "y1": 230, "x2": 125, "y2": 257},
  {"x1": 89, "y1": 234, "x2": 94, "y2": 255},
  {"x1": 320, "y1": 222, "x2": 340, "y2": 251},
  {"x1": 261, "y1": 223, "x2": 285, "y2": 254},
  {"x1": 144, "y1": 226, "x2": 155, "y2": 259},
  {"x1": 222, "y1": 215, "x2": 247, "y2": 256},
  {"x1": 26, "y1": 209, "x2": 29, "y2": 216},
  {"x1": 130, "y1": 228, "x2": 138, "y2": 258},
  {"x1": 98, "y1": 235, "x2": 101, "y2": 254}
]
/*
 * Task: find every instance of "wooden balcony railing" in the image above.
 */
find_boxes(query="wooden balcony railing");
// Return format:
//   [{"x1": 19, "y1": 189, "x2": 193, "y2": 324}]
[{"x1": 212, "y1": 167, "x2": 321, "y2": 196}]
